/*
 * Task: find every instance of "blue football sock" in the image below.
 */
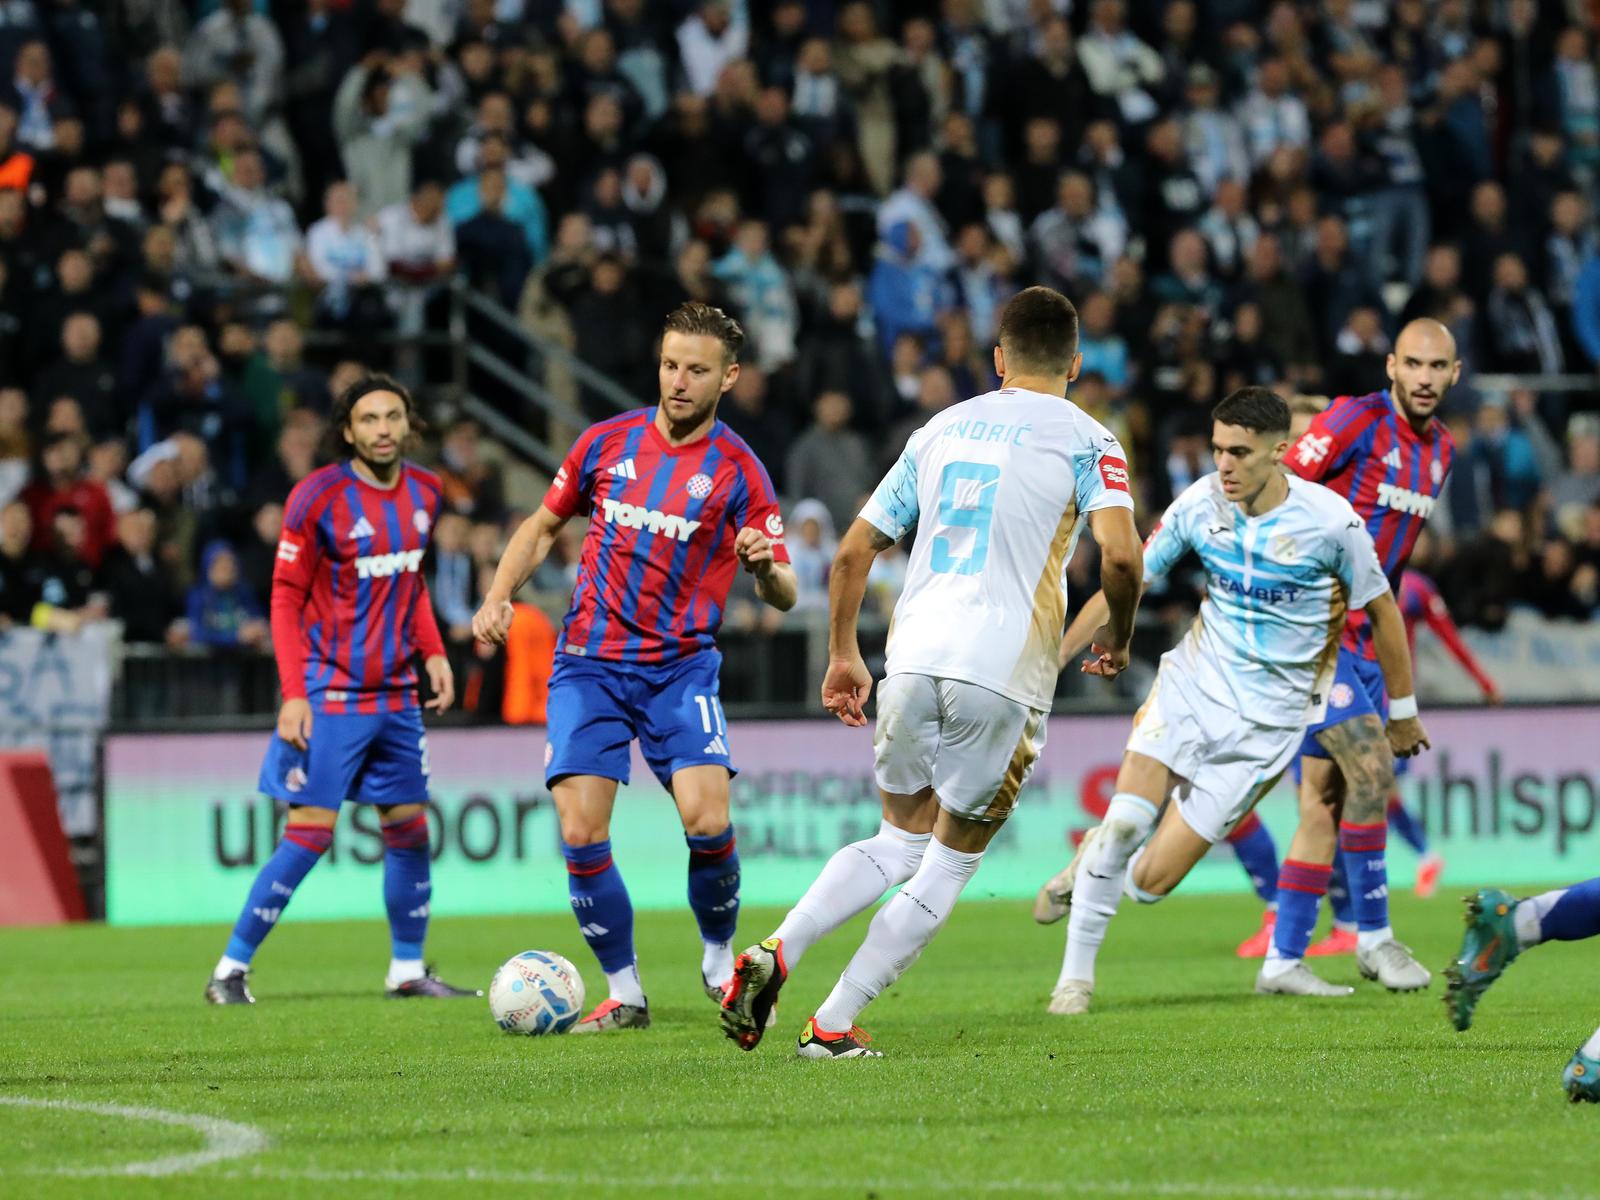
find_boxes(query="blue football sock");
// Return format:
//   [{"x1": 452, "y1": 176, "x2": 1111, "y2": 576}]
[
  {"x1": 685, "y1": 825, "x2": 740, "y2": 945},
  {"x1": 1270, "y1": 860, "x2": 1333, "y2": 963},
  {"x1": 562, "y1": 840, "x2": 635, "y2": 973},
  {"x1": 1328, "y1": 853, "x2": 1356, "y2": 928},
  {"x1": 1386, "y1": 796, "x2": 1428, "y2": 856},
  {"x1": 382, "y1": 812, "x2": 432, "y2": 960},
  {"x1": 1339, "y1": 821, "x2": 1389, "y2": 933},
  {"x1": 1525, "y1": 877, "x2": 1600, "y2": 946},
  {"x1": 1224, "y1": 813, "x2": 1279, "y2": 906},
  {"x1": 223, "y1": 823, "x2": 333, "y2": 964}
]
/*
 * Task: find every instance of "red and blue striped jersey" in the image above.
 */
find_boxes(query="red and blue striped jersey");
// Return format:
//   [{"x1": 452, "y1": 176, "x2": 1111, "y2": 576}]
[
  {"x1": 1287, "y1": 390, "x2": 1455, "y2": 659},
  {"x1": 544, "y1": 409, "x2": 790, "y2": 664},
  {"x1": 271, "y1": 460, "x2": 447, "y2": 714}
]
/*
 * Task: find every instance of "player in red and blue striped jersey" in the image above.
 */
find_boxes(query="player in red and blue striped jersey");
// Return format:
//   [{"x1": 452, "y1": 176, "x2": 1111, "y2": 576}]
[
  {"x1": 473, "y1": 303, "x2": 797, "y2": 1033},
  {"x1": 1255, "y1": 320, "x2": 1453, "y2": 996},
  {"x1": 206, "y1": 376, "x2": 478, "y2": 1005}
]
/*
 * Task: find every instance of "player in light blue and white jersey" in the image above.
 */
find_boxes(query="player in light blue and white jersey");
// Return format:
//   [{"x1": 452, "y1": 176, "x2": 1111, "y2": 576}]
[
  {"x1": 719, "y1": 287, "x2": 1144, "y2": 1058},
  {"x1": 1032, "y1": 388, "x2": 1430, "y2": 1014}
]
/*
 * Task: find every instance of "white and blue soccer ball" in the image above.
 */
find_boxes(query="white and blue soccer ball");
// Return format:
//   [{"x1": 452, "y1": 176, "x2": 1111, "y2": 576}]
[{"x1": 488, "y1": 951, "x2": 585, "y2": 1035}]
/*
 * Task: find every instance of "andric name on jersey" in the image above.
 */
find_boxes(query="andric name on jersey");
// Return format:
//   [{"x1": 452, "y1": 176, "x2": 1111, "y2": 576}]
[
  {"x1": 597, "y1": 497, "x2": 702, "y2": 542},
  {"x1": 1375, "y1": 482, "x2": 1436, "y2": 517}
]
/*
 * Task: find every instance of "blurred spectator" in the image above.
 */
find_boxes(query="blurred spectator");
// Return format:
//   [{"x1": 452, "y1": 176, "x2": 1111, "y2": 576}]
[
  {"x1": 1470, "y1": 401, "x2": 1543, "y2": 514},
  {"x1": 21, "y1": 431, "x2": 114, "y2": 567},
  {"x1": 1197, "y1": 179, "x2": 1259, "y2": 285},
  {"x1": 1552, "y1": 26, "x2": 1599, "y2": 180},
  {"x1": 333, "y1": 52, "x2": 434, "y2": 219},
  {"x1": 236, "y1": 500, "x2": 281, "y2": 604},
  {"x1": 184, "y1": 539, "x2": 268, "y2": 649},
  {"x1": 833, "y1": 1, "x2": 899, "y2": 196},
  {"x1": 1552, "y1": 418, "x2": 1600, "y2": 525},
  {"x1": 2, "y1": 39, "x2": 65, "y2": 153},
  {"x1": 878, "y1": 150, "x2": 953, "y2": 272},
  {"x1": 866, "y1": 222, "x2": 950, "y2": 359},
  {"x1": 437, "y1": 418, "x2": 505, "y2": 522},
  {"x1": 247, "y1": 410, "x2": 323, "y2": 509},
  {"x1": 454, "y1": 166, "x2": 535, "y2": 308},
  {"x1": 0, "y1": 387, "x2": 29, "y2": 504},
  {"x1": 209, "y1": 150, "x2": 303, "y2": 302},
  {"x1": 305, "y1": 181, "x2": 390, "y2": 344},
  {"x1": 240, "y1": 321, "x2": 328, "y2": 443},
  {"x1": 97, "y1": 507, "x2": 177, "y2": 643},
  {"x1": 712, "y1": 220, "x2": 798, "y2": 371},
  {"x1": 1326, "y1": 307, "x2": 1391, "y2": 397},
  {"x1": 786, "y1": 390, "x2": 873, "y2": 534},
  {"x1": 1484, "y1": 253, "x2": 1565, "y2": 375},
  {"x1": 1182, "y1": 65, "x2": 1248, "y2": 194},
  {"x1": 1571, "y1": 244, "x2": 1600, "y2": 369},
  {"x1": 183, "y1": 0, "x2": 284, "y2": 131},
  {"x1": 139, "y1": 329, "x2": 251, "y2": 489},
  {"x1": 720, "y1": 365, "x2": 794, "y2": 486},
  {"x1": 1077, "y1": 0, "x2": 1163, "y2": 126},
  {"x1": 449, "y1": 135, "x2": 549, "y2": 266},
  {"x1": 678, "y1": 2, "x2": 749, "y2": 99},
  {"x1": 429, "y1": 510, "x2": 476, "y2": 641},
  {"x1": 1076, "y1": 293, "x2": 1130, "y2": 393},
  {"x1": 1240, "y1": 57, "x2": 1312, "y2": 166},
  {"x1": 885, "y1": 365, "x2": 957, "y2": 470},
  {"x1": 1521, "y1": 538, "x2": 1591, "y2": 621},
  {"x1": 1152, "y1": 229, "x2": 1225, "y2": 322},
  {"x1": 0, "y1": 499, "x2": 40, "y2": 626},
  {"x1": 87, "y1": 439, "x2": 137, "y2": 514},
  {"x1": 1030, "y1": 172, "x2": 1126, "y2": 296},
  {"x1": 32, "y1": 312, "x2": 116, "y2": 439},
  {"x1": 34, "y1": 505, "x2": 105, "y2": 630},
  {"x1": 786, "y1": 497, "x2": 835, "y2": 612}
]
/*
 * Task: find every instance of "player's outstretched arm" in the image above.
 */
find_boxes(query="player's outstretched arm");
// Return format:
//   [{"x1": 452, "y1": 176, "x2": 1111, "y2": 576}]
[
  {"x1": 472, "y1": 504, "x2": 568, "y2": 647},
  {"x1": 1366, "y1": 590, "x2": 1430, "y2": 758},
  {"x1": 1422, "y1": 595, "x2": 1501, "y2": 703},
  {"x1": 821, "y1": 518, "x2": 892, "y2": 727}
]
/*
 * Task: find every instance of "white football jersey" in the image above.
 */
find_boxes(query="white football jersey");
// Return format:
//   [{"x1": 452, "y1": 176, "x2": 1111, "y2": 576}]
[
  {"x1": 860, "y1": 387, "x2": 1135, "y2": 709},
  {"x1": 1143, "y1": 473, "x2": 1391, "y2": 728}
]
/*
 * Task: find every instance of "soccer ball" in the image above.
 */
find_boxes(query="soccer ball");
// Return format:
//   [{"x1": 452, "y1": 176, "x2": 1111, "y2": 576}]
[{"x1": 488, "y1": 951, "x2": 585, "y2": 1035}]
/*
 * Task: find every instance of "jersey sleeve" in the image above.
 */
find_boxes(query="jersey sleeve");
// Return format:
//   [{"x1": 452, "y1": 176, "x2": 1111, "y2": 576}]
[
  {"x1": 1286, "y1": 398, "x2": 1377, "y2": 482},
  {"x1": 1140, "y1": 494, "x2": 1194, "y2": 583},
  {"x1": 732, "y1": 450, "x2": 791, "y2": 564},
  {"x1": 860, "y1": 428, "x2": 922, "y2": 541},
  {"x1": 1334, "y1": 510, "x2": 1391, "y2": 609},
  {"x1": 270, "y1": 479, "x2": 326, "y2": 701},
  {"x1": 1073, "y1": 433, "x2": 1136, "y2": 516},
  {"x1": 542, "y1": 427, "x2": 601, "y2": 519}
]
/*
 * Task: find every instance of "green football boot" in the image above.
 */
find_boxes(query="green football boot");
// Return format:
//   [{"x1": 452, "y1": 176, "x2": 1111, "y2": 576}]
[
  {"x1": 1563, "y1": 1050, "x2": 1600, "y2": 1104},
  {"x1": 1443, "y1": 887, "x2": 1521, "y2": 1032}
]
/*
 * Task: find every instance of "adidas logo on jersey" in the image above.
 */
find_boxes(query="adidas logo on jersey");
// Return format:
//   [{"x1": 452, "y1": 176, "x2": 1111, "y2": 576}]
[
  {"x1": 607, "y1": 459, "x2": 638, "y2": 480},
  {"x1": 1375, "y1": 482, "x2": 1436, "y2": 517},
  {"x1": 347, "y1": 515, "x2": 377, "y2": 540},
  {"x1": 703, "y1": 735, "x2": 729, "y2": 756},
  {"x1": 354, "y1": 548, "x2": 425, "y2": 579},
  {"x1": 598, "y1": 497, "x2": 701, "y2": 542},
  {"x1": 1381, "y1": 447, "x2": 1402, "y2": 469}
]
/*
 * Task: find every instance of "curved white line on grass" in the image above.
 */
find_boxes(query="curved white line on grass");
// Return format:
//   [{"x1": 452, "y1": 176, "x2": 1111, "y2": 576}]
[{"x1": 0, "y1": 1095, "x2": 270, "y2": 1176}]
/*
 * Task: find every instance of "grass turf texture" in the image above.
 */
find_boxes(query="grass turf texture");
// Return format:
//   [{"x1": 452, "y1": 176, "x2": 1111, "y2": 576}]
[{"x1": 2, "y1": 890, "x2": 1595, "y2": 1200}]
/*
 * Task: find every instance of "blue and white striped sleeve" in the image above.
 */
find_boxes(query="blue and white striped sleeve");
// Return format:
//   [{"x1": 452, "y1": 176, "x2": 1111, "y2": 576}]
[{"x1": 860, "y1": 429, "x2": 923, "y2": 541}]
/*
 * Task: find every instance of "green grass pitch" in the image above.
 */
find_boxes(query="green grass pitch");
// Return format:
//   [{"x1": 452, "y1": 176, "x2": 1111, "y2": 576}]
[{"x1": 2, "y1": 889, "x2": 1596, "y2": 1199}]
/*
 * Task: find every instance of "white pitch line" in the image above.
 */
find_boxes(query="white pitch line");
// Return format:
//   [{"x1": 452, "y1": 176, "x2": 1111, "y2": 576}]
[
  {"x1": 208, "y1": 1164, "x2": 1587, "y2": 1200},
  {"x1": 0, "y1": 1095, "x2": 270, "y2": 1177}
]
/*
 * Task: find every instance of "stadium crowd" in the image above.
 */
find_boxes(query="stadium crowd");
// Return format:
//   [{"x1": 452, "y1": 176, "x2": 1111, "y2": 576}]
[{"x1": 0, "y1": 0, "x2": 1598, "y2": 706}]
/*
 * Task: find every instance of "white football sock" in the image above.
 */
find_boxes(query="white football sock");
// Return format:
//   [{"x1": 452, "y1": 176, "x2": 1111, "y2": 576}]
[
  {"x1": 1057, "y1": 795, "x2": 1157, "y2": 988},
  {"x1": 1582, "y1": 1024, "x2": 1600, "y2": 1060},
  {"x1": 701, "y1": 939, "x2": 733, "y2": 988},
  {"x1": 387, "y1": 957, "x2": 425, "y2": 984},
  {"x1": 1357, "y1": 926, "x2": 1393, "y2": 951},
  {"x1": 604, "y1": 962, "x2": 646, "y2": 1008},
  {"x1": 1331, "y1": 919, "x2": 1357, "y2": 933},
  {"x1": 772, "y1": 820, "x2": 931, "y2": 969},
  {"x1": 813, "y1": 836, "x2": 981, "y2": 1031},
  {"x1": 1261, "y1": 941, "x2": 1296, "y2": 979},
  {"x1": 213, "y1": 955, "x2": 250, "y2": 979},
  {"x1": 1515, "y1": 890, "x2": 1562, "y2": 950}
]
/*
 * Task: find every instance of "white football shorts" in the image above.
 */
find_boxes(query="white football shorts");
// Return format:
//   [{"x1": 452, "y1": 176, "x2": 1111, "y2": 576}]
[
  {"x1": 1125, "y1": 658, "x2": 1300, "y2": 844},
  {"x1": 873, "y1": 672, "x2": 1048, "y2": 822}
]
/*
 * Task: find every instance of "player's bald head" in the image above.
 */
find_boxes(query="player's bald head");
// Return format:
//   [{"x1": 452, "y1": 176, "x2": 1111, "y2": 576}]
[
  {"x1": 1394, "y1": 319, "x2": 1457, "y2": 364},
  {"x1": 1387, "y1": 318, "x2": 1461, "y2": 427}
]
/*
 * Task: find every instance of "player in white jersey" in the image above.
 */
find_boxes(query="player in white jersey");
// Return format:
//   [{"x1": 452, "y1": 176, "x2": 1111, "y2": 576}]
[
  {"x1": 1031, "y1": 388, "x2": 1429, "y2": 1014},
  {"x1": 719, "y1": 287, "x2": 1144, "y2": 1057}
]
